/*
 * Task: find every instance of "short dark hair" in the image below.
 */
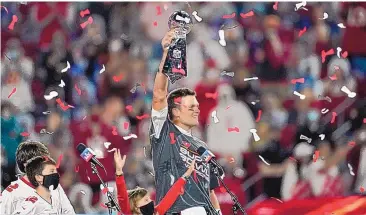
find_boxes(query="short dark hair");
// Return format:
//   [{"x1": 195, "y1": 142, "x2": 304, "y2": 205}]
[
  {"x1": 25, "y1": 156, "x2": 56, "y2": 187},
  {"x1": 167, "y1": 88, "x2": 196, "y2": 120},
  {"x1": 16, "y1": 141, "x2": 50, "y2": 173}
]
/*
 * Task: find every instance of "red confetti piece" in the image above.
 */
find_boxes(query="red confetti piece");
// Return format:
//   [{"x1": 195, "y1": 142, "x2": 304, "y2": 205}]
[
  {"x1": 79, "y1": 8, "x2": 90, "y2": 17},
  {"x1": 240, "y1": 10, "x2": 254, "y2": 18},
  {"x1": 170, "y1": 132, "x2": 176, "y2": 144},
  {"x1": 56, "y1": 98, "x2": 73, "y2": 111},
  {"x1": 136, "y1": 114, "x2": 150, "y2": 120},
  {"x1": 205, "y1": 92, "x2": 218, "y2": 100},
  {"x1": 182, "y1": 141, "x2": 191, "y2": 148},
  {"x1": 112, "y1": 126, "x2": 118, "y2": 135},
  {"x1": 55, "y1": 154, "x2": 63, "y2": 169},
  {"x1": 298, "y1": 27, "x2": 307, "y2": 37},
  {"x1": 156, "y1": 6, "x2": 162, "y2": 15},
  {"x1": 331, "y1": 112, "x2": 337, "y2": 124},
  {"x1": 153, "y1": 21, "x2": 157, "y2": 26},
  {"x1": 228, "y1": 127, "x2": 240, "y2": 132},
  {"x1": 102, "y1": 187, "x2": 108, "y2": 194},
  {"x1": 348, "y1": 141, "x2": 355, "y2": 147},
  {"x1": 360, "y1": 186, "x2": 365, "y2": 193},
  {"x1": 226, "y1": 105, "x2": 232, "y2": 110},
  {"x1": 273, "y1": 2, "x2": 278, "y2": 10},
  {"x1": 8, "y1": 15, "x2": 18, "y2": 30},
  {"x1": 228, "y1": 157, "x2": 235, "y2": 163},
  {"x1": 80, "y1": 16, "x2": 93, "y2": 29},
  {"x1": 222, "y1": 12, "x2": 236, "y2": 19},
  {"x1": 174, "y1": 97, "x2": 182, "y2": 104},
  {"x1": 341, "y1": 51, "x2": 348, "y2": 58},
  {"x1": 20, "y1": 132, "x2": 29, "y2": 137},
  {"x1": 1, "y1": 5, "x2": 9, "y2": 14},
  {"x1": 126, "y1": 105, "x2": 133, "y2": 112},
  {"x1": 291, "y1": 78, "x2": 305, "y2": 84},
  {"x1": 255, "y1": 110, "x2": 262, "y2": 122},
  {"x1": 123, "y1": 122, "x2": 129, "y2": 130},
  {"x1": 74, "y1": 84, "x2": 81, "y2": 95},
  {"x1": 321, "y1": 48, "x2": 335, "y2": 63},
  {"x1": 75, "y1": 165, "x2": 79, "y2": 172},
  {"x1": 313, "y1": 150, "x2": 320, "y2": 162},
  {"x1": 7, "y1": 87, "x2": 16, "y2": 98},
  {"x1": 112, "y1": 73, "x2": 124, "y2": 82},
  {"x1": 329, "y1": 74, "x2": 337, "y2": 81},
  {"x1": 271, "y1": 197, "x2": 283, "y2": 203}
]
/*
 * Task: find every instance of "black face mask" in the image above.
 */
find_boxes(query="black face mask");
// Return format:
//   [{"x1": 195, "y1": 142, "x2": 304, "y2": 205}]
[
  {"x1": 42, "y1": 173, "x2": 60, "y2": 190},
  {"x1": 139, "y1": 201, "x2": 155, "y2": 215}
]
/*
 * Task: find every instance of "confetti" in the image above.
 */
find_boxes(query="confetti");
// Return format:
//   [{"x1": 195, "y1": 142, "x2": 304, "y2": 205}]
[
  {"x1": 113, "y1": 73, "x2": 124, "y2": 82},
  {"x1": 222, "y1": 12, "x2": 236, "y2": 19},
  {"x1": 273, "y1": 2, "x2": 278, "y2": 10},
  {"x1": 251, "y1": 100, "x2": 260, "y2": 105},
  {"x1": 318, "y1": 95, "x2": 332, "y2": 102},
  {"x1": 75, "y1": 165, "x2": 79, "y2": 172},
  {"x1": 7, "y1": 87, "x2": 16, "y2": 98},
  {"x1": 74, "y1": 84, "x2": 81, "y2": 95},
  {"x1": 331, "y1": 112, "x2": 337, "y2": 124},
  {"x1": 313, "y1": 150, "x2": 320, "y2": 162},
  {"x1": 40, "y1": 129, "x2": 54, "y2": 135},
  {"x1": 243, "y1": 77, "x2": 259, "y2": 81},
  {"x1": 321, "y1": 48, "x2": 335, "y2": 63},
  {"x1": 220, "y1": 71, "x2": 234, "y2": 77},
  {"x1": 228, "y1": 157, "x2": 235, "y2": 163},
  {"x1": 341, "y1": 51, "x2": 348, "y2": 58},
  {"x1": 319, "y1": 134, "x2": 325, "y2": 140},
  {"x1": 153, "y1": 21, "x2": 157, "y2": 26},
  {"x1": 300, "y1": 134, "x2": 312, "y2": 143},
  {"x1": 250, "y1": 128, "x2": 260, "y2": 141},
  {"x1": 321, "y1": 108, "x2": 329, "y2": 114},
  {"x1": 59, "y1": 80, "x2": 65, "y2": 87},
  {"x1": 79, "y1": 8, "x2": 90, "y2": 17},
  {"x1": 228, "y1": 127, "x2": 240, "y2": 132},
  {"x1": 341, "y1": 86, "x2": 356, "y2": 98},
  {"x1": 123, "y1": 122, "x2": 129, "y2": 130},
  {"x1": 226, "y1": 105, "x2": 232, "y2": 109},
  {"x1": 8, "y1": 15, "x2": 18, "y2": 30},
  {"x1": 20, "y1": 132, "x2": 29, "y2": 137},
  {"x1": 255, "y1": 110, "x2": 262, "y2": 122},
  {"x1": 42, "y1": 111, "x2": 51, "y2": 115},
  {"x1": 348, "y1": 141, "x2": 355, "y2": 147},
  {"x1": 107, "y1": 148, "x2": 116, "y2": 153},
  {"x1": 337, "y1": 23, "x2": 346, "y2": 28},
  {"x1": 298, "y1": 27, "x2": 307, "y2": 37},
  {"x1": 163, "y1": 4, "x2": 168, "y2": 11},
  {"x1": 1, "y1": 5, "x2": 9, "y2": 14},
  {"x1": 291, "y1": 78, "x2": 305, "y2": 84},
  {"x1": 103, "y1": 142, "x2": 111, "y2": 149},
  {"x1": 80, "y1": 190, "x2": 86, "y2": 195},
  {"x1": 347, "y1": 163, "x2": 355, "y2": 176},
  {"x1": 136, "y1": 114, "x2": 150, "y2": 120},
  {"x1": 156, "y1": 6, "x2": 162, "y2": 15},
  {"x1": 112, "y1": 126, "x2": 118, "y2": 135},
  {"x1": 329, "y1": 74, "x2": 337, "y2": 81},
  {"x1": 360, "y1": 186, "x2": 365, "y2": 193},
  {"x1": 130, "y1": 83, "x2": 141, "y2": 93},
  {"x1": 192, "y1": 11, "x2": 202, "y2": 22},
  {"x1": 80, "y1": 16, "x2": 93, "y2": 29},
  {"x1": 56, "y1": 98, "x2": 73, "y2": 111},
  {"x1": 170, "y1": 132, "x2": 176, "y2": 144},
  {"x1": 293, "y1": 91, "x2": 306, "y2": 100},
  {"x1": 126, "y1": 105, "x2": 133, "y2": 112},
  {"x1": 271, "y1": 197, "x2": 283, "y2": 203},
  {"x1": 170, "y1": 174, "x2": 175, "y2": 185},
  {"x1": 61, "y1": 61, "x2": 70, "y2": 73},
  {"x1": 319, "y1": 12, "x2": 328, "y2": 20},
  {"x1": 174, "y1": 97, "x2": 182, "y2": 104},
  {"x1": 240, "y1": 10, "x2": 254, "y2": 18},
  {"x1": 55, "y1": 154, "x2": 63, "y2": 169},
  {"x1": 123, "y1": 134, "x2": 138, "y2": 140},
  {"x1": 44, "y1": 91, "x2": 58, "y2": 100},
  {"x1": 182, "y1": 141, "x2": 191, "y2": 148},
  {"x1": 259, "y1": 155, "x2": 270, "y2": 165},
  {"x1": 295, "y1": 1, "x2": 307, "y2": 11},
  {"x1": 99, "y1": 64, "x2": 105, "y2": 74},
  {"x1": 218, "y1": 29, "x2": 226, "y2": 46},
  {"x1": 205, "y1": 92, "x2": 218, "y2": 100},
  {"x1": 211, "y1": 110, "x2": 219, "y2": 124}
]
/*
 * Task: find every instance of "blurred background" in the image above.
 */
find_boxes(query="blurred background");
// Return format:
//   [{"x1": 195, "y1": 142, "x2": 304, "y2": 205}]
[{"x1": 1, "y1": 2, "x2": 366, "y2": 214}]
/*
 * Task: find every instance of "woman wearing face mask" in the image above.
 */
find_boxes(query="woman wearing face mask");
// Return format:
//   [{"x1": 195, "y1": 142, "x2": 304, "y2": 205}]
[
  {"x1": 114, "y1": 149, "x2": 196, "y2": 215},
  {"x1": 14, "y1": 156, "x2": 62, "y2": 215}
]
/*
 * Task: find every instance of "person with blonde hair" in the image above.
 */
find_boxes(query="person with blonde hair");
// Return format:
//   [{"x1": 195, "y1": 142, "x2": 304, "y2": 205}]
[{"x1": 114, "y1": 149, "x2": 196, "y2": 215}]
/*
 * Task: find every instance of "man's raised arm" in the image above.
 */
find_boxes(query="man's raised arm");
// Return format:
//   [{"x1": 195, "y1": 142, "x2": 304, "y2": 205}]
[{"x1": 152, "y1": 30, "x2": 175, "y2": 111}]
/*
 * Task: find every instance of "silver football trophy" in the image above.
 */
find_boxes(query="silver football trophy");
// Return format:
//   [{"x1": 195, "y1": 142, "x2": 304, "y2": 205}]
[{"x1": 163, "y1": 11, "x2": 193, "y2": 84}]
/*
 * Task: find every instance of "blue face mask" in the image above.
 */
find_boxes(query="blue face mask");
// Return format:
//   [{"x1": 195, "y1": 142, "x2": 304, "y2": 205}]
[{"x1": 6, "y1": 50, "x2": 20, "y2": 60}]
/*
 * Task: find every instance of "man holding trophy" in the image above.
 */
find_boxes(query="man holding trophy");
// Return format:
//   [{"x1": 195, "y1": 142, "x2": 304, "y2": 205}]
[{"x1": 150, "y1": 11, "x2": 222, "y2": 215}]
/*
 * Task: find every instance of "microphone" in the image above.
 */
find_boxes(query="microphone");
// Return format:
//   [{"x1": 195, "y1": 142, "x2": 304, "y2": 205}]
[
  {"x1": 77, "y1": 143, "x2": 105, "y2": 169},
  {"x1": 196, "y1": 146, "x2": 224, "y2": 178}
]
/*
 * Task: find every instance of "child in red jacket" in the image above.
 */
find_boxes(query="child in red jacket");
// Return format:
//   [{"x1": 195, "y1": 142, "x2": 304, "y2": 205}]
[{"x1": 114, "y1": 149, "x2": 195, "y2": 215}]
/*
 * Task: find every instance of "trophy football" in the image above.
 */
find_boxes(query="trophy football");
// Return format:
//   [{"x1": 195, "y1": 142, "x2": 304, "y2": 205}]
[{"x1": 162, "y1": 11, "x2": 193, "y2": 84}]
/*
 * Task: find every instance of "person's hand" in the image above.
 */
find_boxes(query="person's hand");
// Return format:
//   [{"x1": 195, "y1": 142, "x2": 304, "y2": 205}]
[
  {"x1": 114, "y1": 149, "x2": 126, "y2": 175},
  {"x1": 183, "y1": 159, "x2": 196, "y2": 178},
  {"x1": 161, "y1": 30, "x2": 176, "y2": 51}
]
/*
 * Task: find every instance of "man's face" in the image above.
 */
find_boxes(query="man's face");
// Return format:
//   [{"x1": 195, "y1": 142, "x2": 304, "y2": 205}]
[{"x1": 174, "y1": 95, "x2": 200, "y2": 127}]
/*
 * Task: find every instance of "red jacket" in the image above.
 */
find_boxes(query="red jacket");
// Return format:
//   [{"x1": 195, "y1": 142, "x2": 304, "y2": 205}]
[{"x1": 116, "y1": 175, "x2": 186, "y2": 215}]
